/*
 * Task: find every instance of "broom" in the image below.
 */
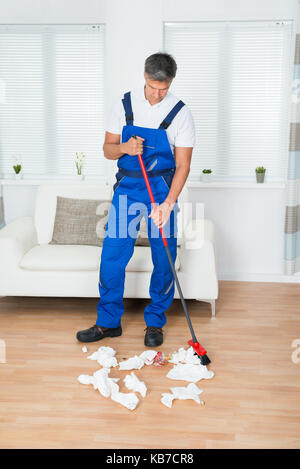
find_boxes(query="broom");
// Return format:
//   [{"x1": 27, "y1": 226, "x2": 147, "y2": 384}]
[{"x1": 133, "y1": 136, "x2": 211, "y2": 366}]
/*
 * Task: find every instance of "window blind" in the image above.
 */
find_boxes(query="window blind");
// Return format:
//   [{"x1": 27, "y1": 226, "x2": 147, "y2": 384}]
[
  {"x1": 164, "y1": 21, "x2": 293, "y2": 181},
  {"x1": 0, "y1": 24, "x2": 105, "y2": 179}
]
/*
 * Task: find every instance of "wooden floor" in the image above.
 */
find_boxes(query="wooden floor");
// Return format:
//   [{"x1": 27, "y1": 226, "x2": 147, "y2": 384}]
[{"x1": 0, "y1": 281, "x2": 300, "y2": 449}]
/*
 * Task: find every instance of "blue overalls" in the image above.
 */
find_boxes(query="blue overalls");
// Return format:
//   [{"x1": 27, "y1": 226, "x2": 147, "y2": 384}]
[{"x1": 96, "y1": 91, "x2": 185, "y2": 329}]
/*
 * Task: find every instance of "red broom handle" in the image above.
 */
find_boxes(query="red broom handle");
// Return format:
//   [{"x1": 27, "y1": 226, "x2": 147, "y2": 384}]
[{"x1": 137, "y1": 153, "x2": 168, "y2": 247}]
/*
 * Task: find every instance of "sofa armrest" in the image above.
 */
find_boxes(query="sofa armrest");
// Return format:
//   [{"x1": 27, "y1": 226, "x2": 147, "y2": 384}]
[
  {"x1": 182, "y1": 219, "x2": 215, "y2": 250},
  {"x1": 0, "y1": 217, "x2": 37, "y2": 269}
]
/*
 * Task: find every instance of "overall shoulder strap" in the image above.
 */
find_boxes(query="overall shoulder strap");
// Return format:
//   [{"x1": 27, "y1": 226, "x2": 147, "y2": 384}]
[
  {"x1": 159, "y1": 100, "x2": 185, "y2": 130},
  {"x1": 122, "y1": 92, "x2": 134, "y2": 126}
]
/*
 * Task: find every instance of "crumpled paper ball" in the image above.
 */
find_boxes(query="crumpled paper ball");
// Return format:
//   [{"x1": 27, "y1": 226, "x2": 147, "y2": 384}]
[
  {"x1": 124, "y1": 372, "x2": 147, "y2": 397},
  {"x1": 161, "y1": 383, "x2": 203, "y2": 408},
  {"x1": 87, "y1": 346, "x2": 118, "y2": 368}
]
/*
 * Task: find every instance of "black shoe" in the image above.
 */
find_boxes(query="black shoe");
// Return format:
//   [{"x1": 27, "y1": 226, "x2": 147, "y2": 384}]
[
  {"x1": 76, "y1": 324, "x2": 122, "y2": 343},
  {"x1": 144, "y1": 326, "x2": 163, "y2": 347}
]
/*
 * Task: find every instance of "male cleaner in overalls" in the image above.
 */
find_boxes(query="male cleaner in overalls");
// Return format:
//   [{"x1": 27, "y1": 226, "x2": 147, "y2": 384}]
[{"x1": 77, "y1": 53, "x2": 195, "y2": 347}]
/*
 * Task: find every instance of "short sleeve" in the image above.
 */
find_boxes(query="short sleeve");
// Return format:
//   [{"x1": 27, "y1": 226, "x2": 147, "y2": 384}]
[
  {"x1": 174, "y1": 106, "x2": 196, "y2": 148},
  {"x1": 106, "y1": 97, "x2": 124, "y2": 135}
]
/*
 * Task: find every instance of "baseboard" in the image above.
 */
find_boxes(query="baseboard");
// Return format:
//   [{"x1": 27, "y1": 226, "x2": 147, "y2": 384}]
[{"x1": 218, "y1": 272, "x2": 300, "y2": 283}]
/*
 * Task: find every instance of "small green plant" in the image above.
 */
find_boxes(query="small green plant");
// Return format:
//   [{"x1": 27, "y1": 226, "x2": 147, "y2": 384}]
[
  {"x1": 75, "y1": 152, "x2": 85, "y2": 175},
  {"x1": 13, "y1": 164, "x2": 22, "y2": 174},
  {"x1": 202, "y1": 169, "x2": 212, "y2": 174},
  {"x1": 255, "y1": 166, "x2": 266, "y2": 174}
]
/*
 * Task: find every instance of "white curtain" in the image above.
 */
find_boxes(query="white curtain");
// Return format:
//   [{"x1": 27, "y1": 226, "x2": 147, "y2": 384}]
[
  {"x1": 0, "y1": 24, "x2": 106, "y2": 179},
  {"x1": 164, "y1": 21, "x2": 292, "y2": 182}
]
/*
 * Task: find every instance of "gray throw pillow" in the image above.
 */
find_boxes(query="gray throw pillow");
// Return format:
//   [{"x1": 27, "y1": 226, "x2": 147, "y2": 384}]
[{"x1": 49, "y1": 196, "x2": 111, "y2": 246}]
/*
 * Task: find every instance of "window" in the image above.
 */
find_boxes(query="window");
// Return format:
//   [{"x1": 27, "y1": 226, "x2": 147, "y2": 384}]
[
  {"x1": 164, "y1": 21, "x2": 293, "y2": 181},
  {"x1": 0, "y1": 24, "x2": 105, "y2": 179}
]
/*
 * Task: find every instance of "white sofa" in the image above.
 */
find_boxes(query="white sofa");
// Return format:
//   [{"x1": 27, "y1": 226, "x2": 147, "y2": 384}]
[{"x1": 0, "y1": 182, "x2": 218, "y2": 316}]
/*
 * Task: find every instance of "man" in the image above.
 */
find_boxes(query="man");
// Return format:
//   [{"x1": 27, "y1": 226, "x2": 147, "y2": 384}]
[{"x1": 77, "y1": 52, "x2": 195, "y2": 346}]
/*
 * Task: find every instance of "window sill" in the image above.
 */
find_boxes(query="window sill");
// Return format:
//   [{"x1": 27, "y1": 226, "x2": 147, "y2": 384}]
[
  {"x1": 0, "y1": 178, "x2": 286, "y2": 190},
  {"x1": 0, "y1": 177, "x2": 108, "y2": 185},
  {"x1": 187, "y1": 181, "x2": 286, "y2": 189}
]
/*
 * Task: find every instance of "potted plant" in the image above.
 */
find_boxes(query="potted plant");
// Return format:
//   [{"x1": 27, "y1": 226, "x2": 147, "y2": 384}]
[
  {"x1": 201, "y1": 169, "x2": 213, "y2": 182},
  {"x1": 255, "y1": 166, "x2": 266, "y2": 183},
  {"x1": 12, "y1": 155, "x2": 23, "y2": 180},
  {"x1": 75, "y1": 152, "x2": 85, "y2": 180}
]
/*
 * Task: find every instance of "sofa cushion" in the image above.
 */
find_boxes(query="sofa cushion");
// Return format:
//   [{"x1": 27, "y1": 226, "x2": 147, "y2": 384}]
[
  {"x1": 34, "y1": 183, "x2": 113, "y2": 244},
  {"x1": 49, "y1": 196, "x2": 110, "y2": 246},
  {"x1": 19, "y1": 244, "x2": 181, "y2": 272},
  {"x1": 20, "y1": 245, "x2": 101, "y2": 271}
]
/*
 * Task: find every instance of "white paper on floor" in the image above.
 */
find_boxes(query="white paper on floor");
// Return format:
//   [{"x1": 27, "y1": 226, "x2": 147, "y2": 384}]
[
  {"x1": 119, "y1": 350, "x2": 158, "y2": 370},
  {"x1": 111, "y1": 390, "x2": 139, "y2": 411},
  {"x1": 119, "y1": 355, "x2": 145, "y2": 370},
  {"x1": 93, "y1": 368, "x2": 114, "y2": 397},
  {"x1": 124, "y1": 372, "x2": 147, "y2": 397},
  {"x1": 87, "y1": 346, "x2": 118, "y2": 368},
  {"x1": 161, "y1": 383, "x2": 203, "y2": 408},
  {"x1": 77, "y1": 374, "x2": 94, "y2": 386},
  {"x1": 171, "y1": 383, "x2": 203, "y2": 402},
  {"x1": 82, "y1": 346, "x2": 88, "y2": 353},
  {"x1": 139, "y1": 350, "x2": 158, "y2": 365},
  {"x1": 78, "y1": 346, "x2": 214, "y2": 411},
  {"x1": 169, "y1": 346, "x2": 206, "y2": 365},
  {"x1": 161, "y1": 393, "x2": 174, "y2": 408},
  {"x1": 77, "y1": 367, "x2": 139, "y2": 410},
  {"x1": 167, "y1": 363, "x2": 214, "y2": 383}
]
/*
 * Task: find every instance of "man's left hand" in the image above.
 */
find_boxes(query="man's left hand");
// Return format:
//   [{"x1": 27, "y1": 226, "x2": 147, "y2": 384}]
[{"x1": 149, "y1": 201, "x2": 174, "y2": 229}]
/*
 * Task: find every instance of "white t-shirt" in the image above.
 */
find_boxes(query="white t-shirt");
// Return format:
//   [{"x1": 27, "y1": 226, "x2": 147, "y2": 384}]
[{"x1": 106, "y1": 86, "x2": 196, "y2": 153}]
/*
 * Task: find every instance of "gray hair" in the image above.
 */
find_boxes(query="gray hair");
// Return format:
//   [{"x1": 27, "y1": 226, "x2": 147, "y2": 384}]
[{"x1": 144, "y1": 52, "x2": 177, "y2": 82}]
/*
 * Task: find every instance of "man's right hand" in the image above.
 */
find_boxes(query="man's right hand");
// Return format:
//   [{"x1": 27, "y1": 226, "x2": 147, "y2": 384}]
[{"x1": 121, "y1": 136, "x2": 145, "y2": 156}]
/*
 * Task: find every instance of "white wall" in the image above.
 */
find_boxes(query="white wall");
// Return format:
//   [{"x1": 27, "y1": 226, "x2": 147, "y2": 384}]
[
  {"x1": 1, "y1": 0, "x2": 298, "y2": 281},
  {"x1": 188, "y1": 186, "x2": 286, "y2": 278}
]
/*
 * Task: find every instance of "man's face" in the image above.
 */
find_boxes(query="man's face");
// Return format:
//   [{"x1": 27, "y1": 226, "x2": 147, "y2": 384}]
[{"x1": 144, "y1": 73, "x2": 172, "y2": 105}]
